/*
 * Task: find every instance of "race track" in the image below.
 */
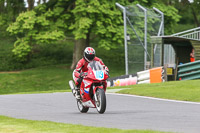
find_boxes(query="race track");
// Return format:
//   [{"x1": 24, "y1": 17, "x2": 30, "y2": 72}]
[{"x1": 0, "y1": 92, "x2": 200, "y2": 133}]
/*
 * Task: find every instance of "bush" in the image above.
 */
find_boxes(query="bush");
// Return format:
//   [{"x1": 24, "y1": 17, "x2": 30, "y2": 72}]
[
  {"x1": 0, "y1": 36, "x2": 124, "y2": 73},
  {"x1": 0, "y1": 38, "x2": 15, "y2": 71},
  {"x1": 0, "y1": 38, "x2": 73, "y2": 71}
]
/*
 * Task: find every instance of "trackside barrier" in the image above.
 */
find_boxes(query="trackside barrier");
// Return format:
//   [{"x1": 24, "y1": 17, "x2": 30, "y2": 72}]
[
  {"x1": 107, "y1": 74, "x2": 137, "y2": 87},
  {"x1": 107, "y1": 67, "x2": 165, "y2": 87},
  {"x1": 137, "y1": 67, "x2": 165, "y2": 84},
  {"x1": 113, "y1": 76, "x2": 137, "y2": 86},
  {"x1": 150, "y1": 67, "x2": 165, "y2": 83},
  {"x1": 178, "y1": 60, "x2": 200, "y2": 80},
  {"x1": 137, "y1": 70, "x2": 150, "y2": 84}
]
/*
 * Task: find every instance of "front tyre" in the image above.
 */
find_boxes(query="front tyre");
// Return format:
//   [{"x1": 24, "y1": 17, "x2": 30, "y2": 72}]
[
  {"x1": 77, "y1": 100, "x2": 89, "y2": 113},
  {"x1": 95, "y1": 89, "x2": 106, "y2": 114}
]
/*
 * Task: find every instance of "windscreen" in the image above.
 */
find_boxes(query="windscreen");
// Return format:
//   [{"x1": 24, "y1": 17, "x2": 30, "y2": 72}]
[{"x1": 88, "y1": 61, "x2": 104, "y2": 71}]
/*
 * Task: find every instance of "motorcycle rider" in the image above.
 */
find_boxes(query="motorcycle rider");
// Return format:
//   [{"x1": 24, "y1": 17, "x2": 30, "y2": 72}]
[{"x1": 73, "y1": 47, "x2": 109, "y2": 99}]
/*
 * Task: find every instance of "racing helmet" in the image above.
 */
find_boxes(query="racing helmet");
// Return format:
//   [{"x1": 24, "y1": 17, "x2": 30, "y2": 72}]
[{"x1": 83, "y1": 47, "x2": 95, "y2": 62}]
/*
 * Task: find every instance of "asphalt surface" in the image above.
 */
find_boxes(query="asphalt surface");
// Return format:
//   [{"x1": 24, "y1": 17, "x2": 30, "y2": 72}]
[{"x1": 0, "y1": 92, "x2": 200, "y2": 133}]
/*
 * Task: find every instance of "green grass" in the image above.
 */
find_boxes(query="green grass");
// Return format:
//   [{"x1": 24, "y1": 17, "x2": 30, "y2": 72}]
[
  {"x1": 0, "y1": 64, "x2": 123, "y2": 95},
  {"x1": 118, "y1": 80, "x2": 200, "y2": 102},
  {"x1": 0, "y1": 115, "x2": 171, "y2": 133},
  {"x1": 1, "y1": 63, "x2": 200, "y2": 103},
  {"x1": 0, "y1": 64, "x2": 73, "y2": 94}
]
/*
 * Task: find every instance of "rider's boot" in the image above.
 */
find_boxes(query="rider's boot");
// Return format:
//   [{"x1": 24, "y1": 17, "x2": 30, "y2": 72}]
[
  {"x1": 75, "y1": 82, "x2": 81, "y2": 99},
  {"x1": 69, "y1": 80, "x2": 80, "y2": 99},
  {"x1": 75, "y1": 78, "x2": 82, "y2": 99},
  {"x1": 75, "y1": 87, "x2": 80, "y2": 99}
]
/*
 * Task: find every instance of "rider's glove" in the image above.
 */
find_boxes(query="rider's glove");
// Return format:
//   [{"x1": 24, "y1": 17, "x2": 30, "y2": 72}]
[
  {"x1": 79, "y1": 72, "x2": 88, "y2": 78},
  {"x1": 104, "y1": 66, "x2": 109, "y2": 77},
  {"x1": 104, "y1": 66, "x2": 109, "y2": 73}
]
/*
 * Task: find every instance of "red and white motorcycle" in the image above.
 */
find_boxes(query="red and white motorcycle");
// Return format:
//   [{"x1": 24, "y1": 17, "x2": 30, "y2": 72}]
[{"x1": 69, "y1": 61, "x2": 109, "y2": 114}]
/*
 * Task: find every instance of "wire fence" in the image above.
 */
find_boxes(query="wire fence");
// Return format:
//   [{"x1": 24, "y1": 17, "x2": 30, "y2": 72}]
[{"x1": 125, "y1": 4, "x2": 163, "y2": 74}]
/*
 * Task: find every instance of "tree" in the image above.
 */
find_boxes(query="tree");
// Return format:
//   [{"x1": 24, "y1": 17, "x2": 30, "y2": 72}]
[
  {"x1": 172, "y1": 0, "x2": 200, "y2": 29},
  {"x1": 7, "y1": 0, "x2": 181, "y2": 68},
  {"x1": 190, "y1": 0, "x2": 200, "y2": 27},
  {"x1": 7, "y1": 1, "x2": 68, "y2": 61},
  {"x1": 7, "y1": 0, "x2": 129, "y2": 65},
  {"x1": 27, "y1": 0, "x2": 35, "y2": 10},
  {"x1": 69, "y1": 0, "x2": 130, "y2": 69},
  {"x1": 70, "y1": 0, "x2": 181, "y2": 68},
  {"x1": 143, "y1": 0, "x2": 181, "y2": 34},
  {"x1": 0, "y1": 0, "x2": 25, "y2": 37}
]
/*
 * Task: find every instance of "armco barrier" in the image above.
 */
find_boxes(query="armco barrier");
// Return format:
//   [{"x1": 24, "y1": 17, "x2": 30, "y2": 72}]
[
  {"x1": 137, "y1": 67, "x2": 164, "y2": 84},
  {"x1": 137, "y1": 70, "x2": 150, "y2": 84},
  {"x1": 178, "y1": 60, "x2": 200, "y2": 80},
  {"x1": 138, "y1": 70, "x2": 150, "y2": 81},
  {"x1": 107, "y1": 67, "x2": 165, "y2": 87}
]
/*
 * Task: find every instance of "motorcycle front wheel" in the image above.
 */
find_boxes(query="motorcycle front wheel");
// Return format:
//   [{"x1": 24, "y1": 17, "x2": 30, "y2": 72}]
[
  {"x1": 77, "y1": 100, "x2": 89, "y2": 113},
  {"x1": 95, "y1": 89, "x2": 106, "y2": 114}
]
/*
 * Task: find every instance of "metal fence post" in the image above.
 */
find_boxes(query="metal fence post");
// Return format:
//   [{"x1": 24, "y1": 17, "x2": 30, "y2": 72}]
[
  {"x1": 137, "y1": 4, "x2": 147, "y2": 70},
  {"x1": 153, "y1": 7, "x2": 164, "y2": 36},
  {"x1": 116, "y1": 3, "x2": 128, "y2": 75},
  {"x1": 153, "y1": 7, "x2": 164, "y2": 54}
]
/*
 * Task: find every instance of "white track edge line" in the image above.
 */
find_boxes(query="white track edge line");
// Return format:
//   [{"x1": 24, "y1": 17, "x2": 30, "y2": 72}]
[{"x1": 107, "y1": 93, "x2": 200, "y2": 105}]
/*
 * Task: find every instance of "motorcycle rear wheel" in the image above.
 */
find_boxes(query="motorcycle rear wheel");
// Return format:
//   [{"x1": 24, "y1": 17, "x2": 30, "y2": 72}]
[
  {"x1": 95, "y1": 89, "x2": 106, "y2": 114},
  {"x1": 77, "y1": 100, "x2": 89, "y2": 113}
]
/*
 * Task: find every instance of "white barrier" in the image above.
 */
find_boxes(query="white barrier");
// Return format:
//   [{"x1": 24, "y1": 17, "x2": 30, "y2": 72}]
[
  {"x1": 112, "y1": 75, "x2": 137, "y2": 87},
  {"x1": 138, "y1": 79, "x2": 150, "y2": 84},
  {"x1": 137, "y1": 70, "x2": 150, "y2": 84},
  {"x1": 137, "y1": 70, "x2": 150, "y2": 81}
]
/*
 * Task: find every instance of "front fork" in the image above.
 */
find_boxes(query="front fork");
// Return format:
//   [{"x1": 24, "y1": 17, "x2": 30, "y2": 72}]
[
  {"x1": 94, "y1": 91, "x2": 98, "y2": 102},
  {"x1": 93, "y1": 86, "x2": 104, "y2": 103}
]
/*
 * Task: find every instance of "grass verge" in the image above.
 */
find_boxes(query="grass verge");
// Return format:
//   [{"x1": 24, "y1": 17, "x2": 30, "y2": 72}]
[
  {"x1": 118, "y1": 79, "x2": 200, "y2": 102},
  {"x1": 0, "y1": 115, "x2": 171, "y2": 133},
  {"x1": 1, "y1": 63, "x2": 200, "y2": 103},
  {"x1": 0, "y1": 64, "x2": 123, "y2": 95},
  {"x1": 0, "y1": 64, "x2": 72, "y2": 94}
]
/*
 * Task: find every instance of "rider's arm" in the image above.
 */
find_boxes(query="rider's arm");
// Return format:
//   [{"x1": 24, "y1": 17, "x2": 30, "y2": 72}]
[
  {"x1": 74, "y1": 59, "x2": 84, "y2": 78},
  {"x1": 95, "y1": 57, "x2": 109, "y2": 72}
]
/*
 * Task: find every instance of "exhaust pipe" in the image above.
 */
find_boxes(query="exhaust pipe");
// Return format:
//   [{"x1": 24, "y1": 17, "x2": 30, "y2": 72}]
[{"x1": 69, "y1": 80, "x2": 75, "y2": 90}]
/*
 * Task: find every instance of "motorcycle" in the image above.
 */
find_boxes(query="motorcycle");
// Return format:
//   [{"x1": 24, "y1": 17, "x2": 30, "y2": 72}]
[{"x1": 69, "y1": 60, "x2": 109, "y2": 114}]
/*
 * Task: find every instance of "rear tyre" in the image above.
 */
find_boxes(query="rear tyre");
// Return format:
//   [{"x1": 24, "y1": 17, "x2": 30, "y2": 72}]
[
  {"x1": 95, "y1": 89, "x2": 106, "y2": 114},
  {"x1": 77, "y1": 100, "x2": 89, "y2": 113}
]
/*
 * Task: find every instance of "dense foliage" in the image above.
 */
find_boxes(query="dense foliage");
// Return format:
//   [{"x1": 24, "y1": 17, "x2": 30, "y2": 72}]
[{"x1": 0, "y1": 0, "x2": 199, "y2": 70}]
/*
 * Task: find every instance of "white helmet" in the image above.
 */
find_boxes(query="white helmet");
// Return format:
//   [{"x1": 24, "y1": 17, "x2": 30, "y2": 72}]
[{"x1": 83, "y1": 47, "x2": 95, "y2": 62}]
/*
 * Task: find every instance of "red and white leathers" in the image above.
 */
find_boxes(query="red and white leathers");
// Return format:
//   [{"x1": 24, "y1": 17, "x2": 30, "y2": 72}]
[{"x1": 73, "y1": 57, "x2": 109, "y2": 86}]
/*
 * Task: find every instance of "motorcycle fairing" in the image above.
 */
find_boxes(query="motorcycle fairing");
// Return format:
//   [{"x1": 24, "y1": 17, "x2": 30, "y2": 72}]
[
  {"x1": 82, "y1": 100, "x2": 95, "y2": 108},
  {"x1": 94, "y1": 70, "x2": 104, "y2": 80}
]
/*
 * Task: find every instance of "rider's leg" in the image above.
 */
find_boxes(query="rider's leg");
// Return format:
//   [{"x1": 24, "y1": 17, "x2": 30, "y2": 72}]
[
  {"x1": 73, "y1": 72, "x2": 81, "y2": 99},
  {"x1": 73, "y1": 70, "x2": 83, "y2": 88}
]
